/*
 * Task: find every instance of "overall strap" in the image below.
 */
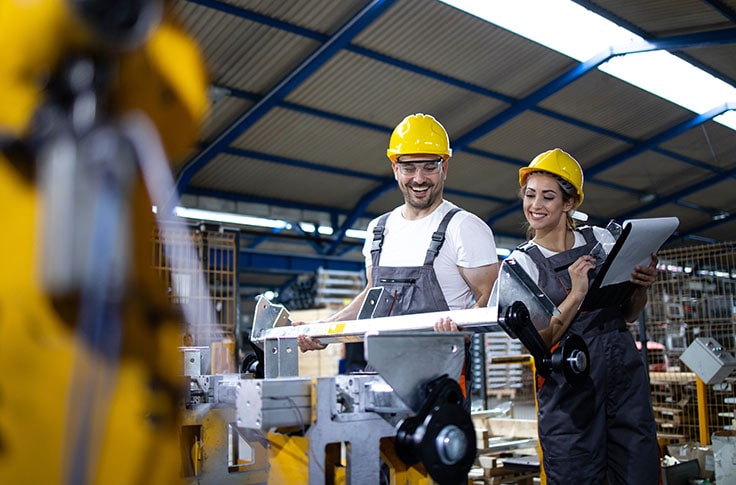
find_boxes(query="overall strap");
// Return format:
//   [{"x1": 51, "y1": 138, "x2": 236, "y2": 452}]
[
  {"x1": 578, "y1": 225, "x2": 596, "y2": 245},
  {"x1": 515, "y1": 240, "x2": 549, "y2": 271},
  {"x1": 423, "y1": 208, "x2": 462, "y2": 266},
  {"x1": 370, "y1": 212, "x2": 391, "y2": 266}
]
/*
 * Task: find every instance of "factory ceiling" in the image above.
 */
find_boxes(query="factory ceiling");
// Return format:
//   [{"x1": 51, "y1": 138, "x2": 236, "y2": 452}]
[{"x1": 169, "y1": 0, "x2": 736, "y2": 296}]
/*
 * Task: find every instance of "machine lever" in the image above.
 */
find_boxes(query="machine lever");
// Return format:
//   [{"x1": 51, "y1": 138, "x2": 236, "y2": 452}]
[
  {"x1": 394, "y1": 375, "x2": 476, "y2": 484},
  {"x1": 503, "y1": 301, "x2": 589, "y2": 386}
]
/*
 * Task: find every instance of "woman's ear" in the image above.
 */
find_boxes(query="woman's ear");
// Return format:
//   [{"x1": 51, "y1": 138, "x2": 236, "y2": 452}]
[{"x1": 563, "y1": 198, "x2": 576, "y2": 212}]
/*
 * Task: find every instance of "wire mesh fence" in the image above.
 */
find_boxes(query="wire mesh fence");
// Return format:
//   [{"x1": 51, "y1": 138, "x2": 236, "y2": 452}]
[
  {"x1": 152, "y1": 225, "x2": 238, "y2": 347},
  {"x1": 644, "y1": 241, "x2": 736, "y2": 445}
]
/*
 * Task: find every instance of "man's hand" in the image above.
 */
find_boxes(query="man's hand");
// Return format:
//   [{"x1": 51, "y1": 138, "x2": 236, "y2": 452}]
[
  {"x1": 292, "y1": 320, "x2": 327, "y2": 352},
  {"x1": 434, "y1": 316, "x2": 459, "y2": 332}
]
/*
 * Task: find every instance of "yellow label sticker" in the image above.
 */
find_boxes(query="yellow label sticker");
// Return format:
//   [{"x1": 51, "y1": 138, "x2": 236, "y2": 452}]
[{"x1": 328, "y1": 323, "x2": 346, "y2": 334}]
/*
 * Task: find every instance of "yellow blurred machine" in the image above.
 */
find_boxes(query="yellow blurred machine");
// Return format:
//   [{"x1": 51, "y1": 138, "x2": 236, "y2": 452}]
[{"x1": 0, "y1": 0, "x2": 208, "y2": 483}]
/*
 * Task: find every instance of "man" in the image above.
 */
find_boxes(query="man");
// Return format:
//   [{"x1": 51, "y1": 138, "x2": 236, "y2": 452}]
[{"x1": 296, "y1": 113, "x2": 499, "y2": 375}]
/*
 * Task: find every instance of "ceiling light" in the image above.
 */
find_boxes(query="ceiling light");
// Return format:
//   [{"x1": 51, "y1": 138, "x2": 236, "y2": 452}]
[{"x1": 173, "y1": 207, "x2": 291, "y2": 230}]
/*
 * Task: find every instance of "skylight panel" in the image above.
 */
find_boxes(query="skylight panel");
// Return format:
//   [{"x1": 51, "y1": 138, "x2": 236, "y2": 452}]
[{"x1": 440, "y1": 0, "x2": 736, "y2": 130}]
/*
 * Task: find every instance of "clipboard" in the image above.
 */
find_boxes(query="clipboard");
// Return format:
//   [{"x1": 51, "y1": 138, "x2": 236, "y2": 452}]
[{"x1": 580, "y1": 217, "x2": 679, "y2": 311}]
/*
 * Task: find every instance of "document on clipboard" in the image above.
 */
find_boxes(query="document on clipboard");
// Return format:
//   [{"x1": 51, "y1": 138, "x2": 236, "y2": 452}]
[{"x1": 580, "y1": 217, "x2": 679, "y2": 311}]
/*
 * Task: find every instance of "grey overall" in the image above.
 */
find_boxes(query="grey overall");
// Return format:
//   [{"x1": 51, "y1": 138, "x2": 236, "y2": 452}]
[
  {"x1": 518, "y1": 226, "x2": 659, "y2": 484},
  {"x1": 344, "y1": 208, "x2": 461, "y2": 373}
]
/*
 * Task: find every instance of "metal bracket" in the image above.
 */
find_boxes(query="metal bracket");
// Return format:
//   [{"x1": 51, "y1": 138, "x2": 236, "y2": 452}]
[{"x1": 263, "y1": 337, "x2": 299, "y2": 378}]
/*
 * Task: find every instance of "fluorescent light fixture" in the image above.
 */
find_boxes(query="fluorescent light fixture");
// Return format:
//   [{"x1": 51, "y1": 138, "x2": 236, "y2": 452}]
[
  {"x1": 298, "y1": 222, "x2": 334, "y2": 235},
  {"x1": 439, "y1": 0, "x2": 736, "y2": 130},
  {"x1": 155, "y1": 206, "x2": 371, "y2": 240},
  {"x1": 712, "y1": 211, "x2": 730, "y2": 221},
  {"x1": 345, "y1": 228, "x2": 368, "y2": 240},
  {"x1": 155, "y1": 206, "x2": 513, "y2": 250},
  {"x1": 298, "y1": 223, "x2": 368, "y2": 240},
  {"x1": 173, "y1": 206, "x2": 292, "y2": 230}
]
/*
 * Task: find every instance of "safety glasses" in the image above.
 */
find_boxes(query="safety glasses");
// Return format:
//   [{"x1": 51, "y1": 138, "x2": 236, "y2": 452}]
[{"x1": 396, "y1": 159, "x2": 443, "y2": 176}]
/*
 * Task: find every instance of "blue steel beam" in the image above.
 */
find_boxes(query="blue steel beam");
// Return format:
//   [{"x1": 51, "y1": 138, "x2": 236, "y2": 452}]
[
  {"x1": 219, "y1": 85, "x2": 731, "y2": 203},
  {"x1": 240, "y1": 248, "x2": 364, "y2": 275},
  {"x1": 619, "y1": 164, "x2": 736, "y2": 220},
  {"x1": 486, "y1": 102, "x2": 736, "y2": 228},
  {"x1": 326, "y1": 179, "x2": 395, "y2": 255},
  {"x1": 223, "y1": 147, "x2": 386, "y2": 182},
  {"x1": 222, "y1": 84, "x2": 730, "y2": 181},
  {"x1": 577, "y1": 1, "x2": 736, "y2": 84},
  {"x1": 175, "y1": 0, "x2": 396, "y2": 195},
  {"x1": 677, "y1": 212, "x2": 736, "y2": 244},
  {"x1": 586, "y1": 102, "x2": 735, "y2": 178},
  {"x1": 702, "y1": 0, "x2": 736, "y2": 23},
  {"x1": 193, "y1": 12, "x2": 735, "y2": 204},
  {"x1": 454, "y1": 28, "x2": 736, "y2": 150}
]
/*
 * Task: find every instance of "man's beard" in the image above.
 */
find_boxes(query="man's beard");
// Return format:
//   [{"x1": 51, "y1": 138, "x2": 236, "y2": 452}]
[{"x1": 403, "y1": 183, "x2": 438, "y2": 210}]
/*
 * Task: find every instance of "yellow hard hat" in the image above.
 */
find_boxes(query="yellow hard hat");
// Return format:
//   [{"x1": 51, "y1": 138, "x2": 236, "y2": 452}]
[
  {"x1": 519, "y1": 148, "x2": 584, "y2": 206},
  {"x1": 386, "y1": 113, "x2": 452, "y2": 162}
]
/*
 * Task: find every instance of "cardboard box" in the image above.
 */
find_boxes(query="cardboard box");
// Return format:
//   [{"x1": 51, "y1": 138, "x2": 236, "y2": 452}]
[{"x1": 713, "y1": 430, "x2": 736, "y2": 484}]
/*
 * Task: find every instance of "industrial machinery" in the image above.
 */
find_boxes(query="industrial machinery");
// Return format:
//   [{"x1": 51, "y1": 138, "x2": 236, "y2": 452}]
[
  {"x1": 177, "y1": 261, "x2": 591, "y2": 484},
  {"x1": 0, "y1": 0, "x2": 209, "y2": 483}
]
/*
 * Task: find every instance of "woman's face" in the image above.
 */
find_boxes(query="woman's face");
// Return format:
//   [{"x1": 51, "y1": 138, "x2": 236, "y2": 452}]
[{"x1": 522, "y1": 172, "x2": 574, "y2": 233}]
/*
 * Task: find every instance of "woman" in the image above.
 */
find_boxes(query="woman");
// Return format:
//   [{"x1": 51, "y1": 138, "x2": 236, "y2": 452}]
[{"x1": 507, "y1": 148, "x2": 660, "y2": 484}]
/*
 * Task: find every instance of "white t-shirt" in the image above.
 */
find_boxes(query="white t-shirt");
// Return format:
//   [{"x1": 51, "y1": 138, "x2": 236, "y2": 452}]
[
  {"x1": 362, "y1": 200, "x2": 498, "y2": 310},
  {"x1": 508, "y1": 226, "x2": 617, "y2": 284}
]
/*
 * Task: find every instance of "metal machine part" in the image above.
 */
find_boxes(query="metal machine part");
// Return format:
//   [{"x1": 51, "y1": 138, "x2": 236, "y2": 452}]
[
  {"x1": 502, "y1": 301, "x2": 589, "y2": 385},
  {"x1": 680, "y1": 337, "x2": 736, "y2": 384},
  {"x1": 395, "y1": 375, "x2": 477, "y2": 485},
  {"x1": 493, "y1": 257, "x2": 560, "y2": 336},
  {"x1": 235, "y1": 332, "x2": 475, "y2": 484},
  {"x1": 238, "y1": 375, "x2": 402, "y2": 484},
  {"x1": 180, "y1": 345, "x2": 269, "y2": 483},
  {"x1": 251, "y1": 295, "x2": 500, "y2": 347},
  {"x1": 251, "y1": 258, "x2": 559, "y2": 349},
  {"x1": 71, "y1": 0, "x2": 163, "y2": 49},
  {"x1": 236, "y1": 263, "x2": 592, "y2": 483},
  {"x1": 366, "y1": 331, "x2": 466, "y2": 414},
  {"x1": 181, "y1": 400, "x2": 269, "y2": 484}
]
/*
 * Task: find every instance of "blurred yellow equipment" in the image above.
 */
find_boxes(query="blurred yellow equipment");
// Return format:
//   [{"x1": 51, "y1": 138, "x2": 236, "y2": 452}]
[{"x1": 0, "y1": 0, "x2": 208, "y2": 483}]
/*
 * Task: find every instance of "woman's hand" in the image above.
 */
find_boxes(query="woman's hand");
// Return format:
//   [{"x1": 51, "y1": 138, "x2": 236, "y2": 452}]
[
  {"x1": 630, "y1": 253, "x2": 658, "y2": 288},
  {"x1": 543, "y1": 255, "x2": 597, "y2": 348},
  {"x1": 568, "y1": 254, "x2": 596, "y2": 297},
  {"x1": 622, "y1": 254, "x2": 658, "y2": 321}
]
